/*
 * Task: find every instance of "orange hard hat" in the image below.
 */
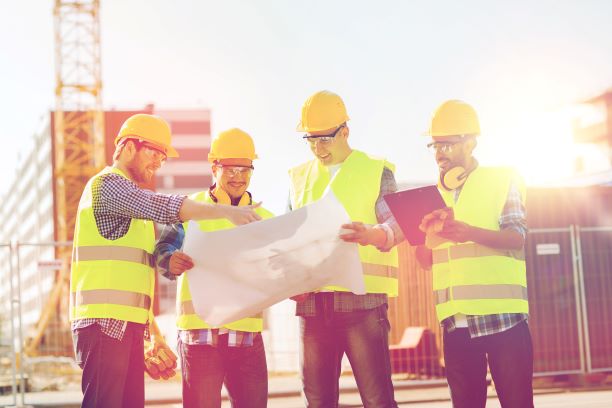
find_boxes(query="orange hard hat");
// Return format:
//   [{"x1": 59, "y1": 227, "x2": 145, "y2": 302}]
[
  {"x1": 208, "y1": 128, "x2": 258, "y2": 162},
  {"x1": 115, "y1": 114, "x2": 179, "y2": 157},
  {"x1": 297, "y1": 90, "x2": 350, "y2": 132},
  {"x1": 427, "y1": 100, "x2": 480, "y2": 138}
]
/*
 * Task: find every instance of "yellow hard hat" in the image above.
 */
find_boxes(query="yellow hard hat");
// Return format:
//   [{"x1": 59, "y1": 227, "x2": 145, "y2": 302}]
[
  {"x1": 427, "y1": 100, "x2": 480, "y2": 138},
  {"x1": 208, "y1": 128, "x2": 258, "y2": 162},
  {"x1": 296, "y1": 90, "x2": 350, "y2": 132},
  {"x1": 115, "y1": 114, "x2": 179, "y2": 157}
]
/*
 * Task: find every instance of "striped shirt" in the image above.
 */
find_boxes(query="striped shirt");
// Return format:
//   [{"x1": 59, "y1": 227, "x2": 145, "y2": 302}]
[
  {"x1": 294, "y1": 166, "x2": 402, "y2": 317},
  {"x1": 443, "y1": 177, "x2": 529, "y2": 338},
  {"x1": 71, "y1": 169, "x2": 186, "y2": 341}
]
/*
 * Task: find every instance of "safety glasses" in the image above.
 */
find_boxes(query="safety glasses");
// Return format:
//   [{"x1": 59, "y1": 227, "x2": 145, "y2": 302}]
[{"x1": 302, "y1": 125, "x2": 345, "y2": 145}]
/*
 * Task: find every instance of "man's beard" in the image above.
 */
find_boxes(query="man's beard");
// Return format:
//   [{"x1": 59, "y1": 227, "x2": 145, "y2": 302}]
[{"x1": 126, "y1": 158, "x2": 149, "y2": 185}]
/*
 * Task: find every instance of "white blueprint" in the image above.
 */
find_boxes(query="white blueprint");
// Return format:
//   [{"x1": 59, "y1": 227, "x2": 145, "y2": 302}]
[{"x1": 182, "y1": 192, "x2": 364, "y2": 327}]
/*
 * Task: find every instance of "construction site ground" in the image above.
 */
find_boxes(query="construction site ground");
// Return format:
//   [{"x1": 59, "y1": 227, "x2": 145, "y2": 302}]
[{"x1": 1, "y1": 373, "x2": 611, "y2": 407}]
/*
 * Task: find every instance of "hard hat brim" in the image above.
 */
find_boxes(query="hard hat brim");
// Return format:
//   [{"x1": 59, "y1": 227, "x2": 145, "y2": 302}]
[
  {"x1": 167, "y1": 145, "x2": 179, "y2": 158},
  {"x1": 296, "y1": 119, "x2": 350, "y2": 133}
]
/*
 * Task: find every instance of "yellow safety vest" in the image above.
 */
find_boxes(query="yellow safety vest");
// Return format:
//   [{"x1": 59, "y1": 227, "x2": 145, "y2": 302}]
[
  {"x1": 176, "y1": 189, "x2": 274, "y2": 332},
  {"x1": 288, "y1": 150, "x2": 399, "y2": 296},
  {"x1": 432, "y1": 166, "x2": 528, "y2": 322},
  {"x1": 70, "y1": 167, "x2": 155, "y2": 324}
]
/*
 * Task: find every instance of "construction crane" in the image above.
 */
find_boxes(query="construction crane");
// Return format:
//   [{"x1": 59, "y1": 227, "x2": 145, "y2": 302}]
[{"x1": 25, "y1": 0, "x2": 105, "y2": 355}]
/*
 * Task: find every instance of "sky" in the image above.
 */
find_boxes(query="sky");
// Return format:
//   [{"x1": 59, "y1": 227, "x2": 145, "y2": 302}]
[{"x1": 1, "y1": 0, "x2": 612, "y2": 214}]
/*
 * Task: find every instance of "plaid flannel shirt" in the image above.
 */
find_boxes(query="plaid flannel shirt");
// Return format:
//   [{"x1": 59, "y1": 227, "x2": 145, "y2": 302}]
[
  {"x1": 71, "y1": 170, "x2": 186, "y2": 341},
  {"x1": 443, "y1": 176, "x2": 529, "y2": 338},
  {"x1": 293, "y1": 166, "x2": 403, "y2": 317},
  {"x1": 154, "y1": 196, "x2": 254, "y2": 348}
]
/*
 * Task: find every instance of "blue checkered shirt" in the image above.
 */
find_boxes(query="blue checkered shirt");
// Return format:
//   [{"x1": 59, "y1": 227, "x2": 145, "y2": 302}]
[
  {"x1": 443, "y1": 176, "x2": 529, "y2": 338},
  {"x1": 154, "y1": 200, "x2": 254, "y2": 348},
  {"x1": 71, "y1": 169, "x2": 186, "y2": 341}
]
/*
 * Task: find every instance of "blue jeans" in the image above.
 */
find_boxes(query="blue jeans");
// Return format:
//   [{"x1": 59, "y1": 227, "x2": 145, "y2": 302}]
[
  {"x1": 299, "y1": 297, "x2": 397, "y2": 408},
  {"x1": 72, "y1": 322, "x2": 145, "y2": 408},
  {"x1": 178, "y1": 332, "x2": 268, "y2": 408},
  {"x1": 443, "y1": 320, "x2": 534, "y2": 408}
]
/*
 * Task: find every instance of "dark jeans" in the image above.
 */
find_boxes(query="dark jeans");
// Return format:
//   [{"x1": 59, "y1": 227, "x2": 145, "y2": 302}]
[
  {"x1": 443, "y1": 320, "x2": 534, "y2": 408},
  {"x1": 300, "y1": 298, "x2": 397, "y2": 408},
  {"x1": 72, "y1": 322, "x2": 146, "y2": 408},
  {"x1": 178, "y1": 332, "x2": 268, "y2": 408}
]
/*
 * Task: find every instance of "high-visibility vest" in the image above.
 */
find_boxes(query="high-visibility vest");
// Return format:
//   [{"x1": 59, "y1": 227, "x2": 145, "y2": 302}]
[
  {"x1": 288, "y1": 150, "x2": 399, "y2": 296},
  {"x1": 176, "y1": 188, "x2": 274, "y2": 332},
  {"x1": 432, "y1": 166, "x2": 528, "y2": 322},
  {"x1": 70, "y1": 167, "x2": 155, "y2": 324}
]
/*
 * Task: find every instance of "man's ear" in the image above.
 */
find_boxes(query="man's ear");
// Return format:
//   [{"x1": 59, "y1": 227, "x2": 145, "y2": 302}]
[
  {"x1": 340, "y1": 125, "x2": 350, "y2": 140},
  {"x1": 465, "y1": 137, "x2": 477, "y2": 154}
]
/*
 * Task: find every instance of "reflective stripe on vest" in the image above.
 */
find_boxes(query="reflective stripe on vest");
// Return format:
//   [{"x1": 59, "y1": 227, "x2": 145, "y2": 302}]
[
  {"x1": 288, "y1": 150, "x2": 399, "y2": 297},
  {"x1": 75, "y1": 246, "x2": 153, "y2": 266},
  {"x1": 432, "y1": 167, "x2": 528, "y2": 321},
  {"x1": 432, "y1": 243, "x2": 524, "y2": 265},
  {"x1": 70, "y1": 167, "x2": 155, "y2": 324},
  {"x1": 176, "y1": 190, "x2": 273, "y2": 332},
  {"x1": 434, "y1": 284, "x2": 528, "y2": 304},
  {"x1": 179, "y1": 300, "x2": 263, "y2": 319},
  {"x1": 71, "y1": 289, "x2": 152, "y2": 310}
]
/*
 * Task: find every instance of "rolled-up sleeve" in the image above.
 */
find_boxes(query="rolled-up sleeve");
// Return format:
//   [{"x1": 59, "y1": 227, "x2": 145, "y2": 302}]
[
  {"x1": 96, "y1": 173, "x2": 186, "y2": 224},
  {"x1": 374, "y1": 167, "x2": 405, "y2": 251},
  {"x1": 499, "y1": 180, "x2": 527, "y2": 239},
  {"x1": 153, "y1": 223, "x2": 185, "y2": 281}
]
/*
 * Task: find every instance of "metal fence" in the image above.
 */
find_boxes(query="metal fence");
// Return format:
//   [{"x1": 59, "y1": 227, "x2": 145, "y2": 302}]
[
  {"x1": 0, "y1": 241, "x2": 76, "y2": 406},
  {"x1": 388, "y1": 226, "x2": 612, "y2": 380},
  {"x1": 576, "y1": 227, "x2": 612, "y2": 373},
  {"x1": 0, "y1": 227, "x2": 610, "y2": 402}
]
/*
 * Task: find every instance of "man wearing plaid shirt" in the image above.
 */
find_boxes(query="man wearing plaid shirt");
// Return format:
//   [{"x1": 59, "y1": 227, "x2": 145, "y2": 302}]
[
  {"x1": 70, "y1": 115, "x2": 261, "y2": 408},
  {"x1": 154, "y1": 128, "x2": 272, "y2": 408},
  {"x1": 290, "y1": 91, "x2": 402, "y2": 408},
  {"x1": 415, "y1": 100, "x2": 534, "y2": 408}
]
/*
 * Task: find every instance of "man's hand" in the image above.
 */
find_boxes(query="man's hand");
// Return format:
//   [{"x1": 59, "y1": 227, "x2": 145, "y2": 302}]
[
  {"x1": 415, "y1": 245, "x2": 433, "y2": 270},
  {"x1": 419, "y1": 208, "x2": 454, "y2": 233},
  {"x1": 169, "y1": 251, "x2": 194, "y2": 276},
  {"x1": 339, "y1": 222, "x2": 386, "y2": 247},
  {"x1": 437, "y1": 219, "x2": 473, "y2": 243},
  {"x1": 222, "y1": 202, "x2": 263, "y2": 225},
  {"x1": 420, "y1": 207, "x2": 456, "y2": 249},
  {"x1": 145, "y1": 338, "x2": 178, "y2": 380}
]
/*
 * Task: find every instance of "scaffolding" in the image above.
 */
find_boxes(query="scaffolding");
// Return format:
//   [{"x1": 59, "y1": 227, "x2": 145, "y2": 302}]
[{"x1": 25, "y1": 0, "x2": 105, "y2": 356}]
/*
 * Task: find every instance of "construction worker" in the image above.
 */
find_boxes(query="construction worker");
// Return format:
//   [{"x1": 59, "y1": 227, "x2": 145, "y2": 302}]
[
  {"x1": 422, "y1": 100, "x2": 533, "y2": 408},
  {"x1": 355, "y1": 100, "x2": 534, "y2": 408},
  {"x1": 70, "y1": 114, "x2": 261, "y2": 408},
  {"x1": 289, "y1": 90, "x2": 402, "y2": 407},
  {"x1": 154, "y1": 128, "x2": 273, "y2": 408}
]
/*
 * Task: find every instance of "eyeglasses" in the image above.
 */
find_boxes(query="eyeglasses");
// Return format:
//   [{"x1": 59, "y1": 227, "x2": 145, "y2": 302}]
[
  {"x1": 215, "y1": 164, "x2": 254, "y2": 177},
  {"x1": 125, "y1": 139, "x2": 167, "y2": 164},
  {"x1": 302, "y1": 125, "x2": 344, "y2": 145},
  {"x1": 426, "y1": 140, "x2": 465, "y2": 154}
]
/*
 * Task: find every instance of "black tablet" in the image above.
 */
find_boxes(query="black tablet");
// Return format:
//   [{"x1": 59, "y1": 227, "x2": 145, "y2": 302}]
[{"x1": 383, "y1": 185, "x2": 447, "y2": 246}]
